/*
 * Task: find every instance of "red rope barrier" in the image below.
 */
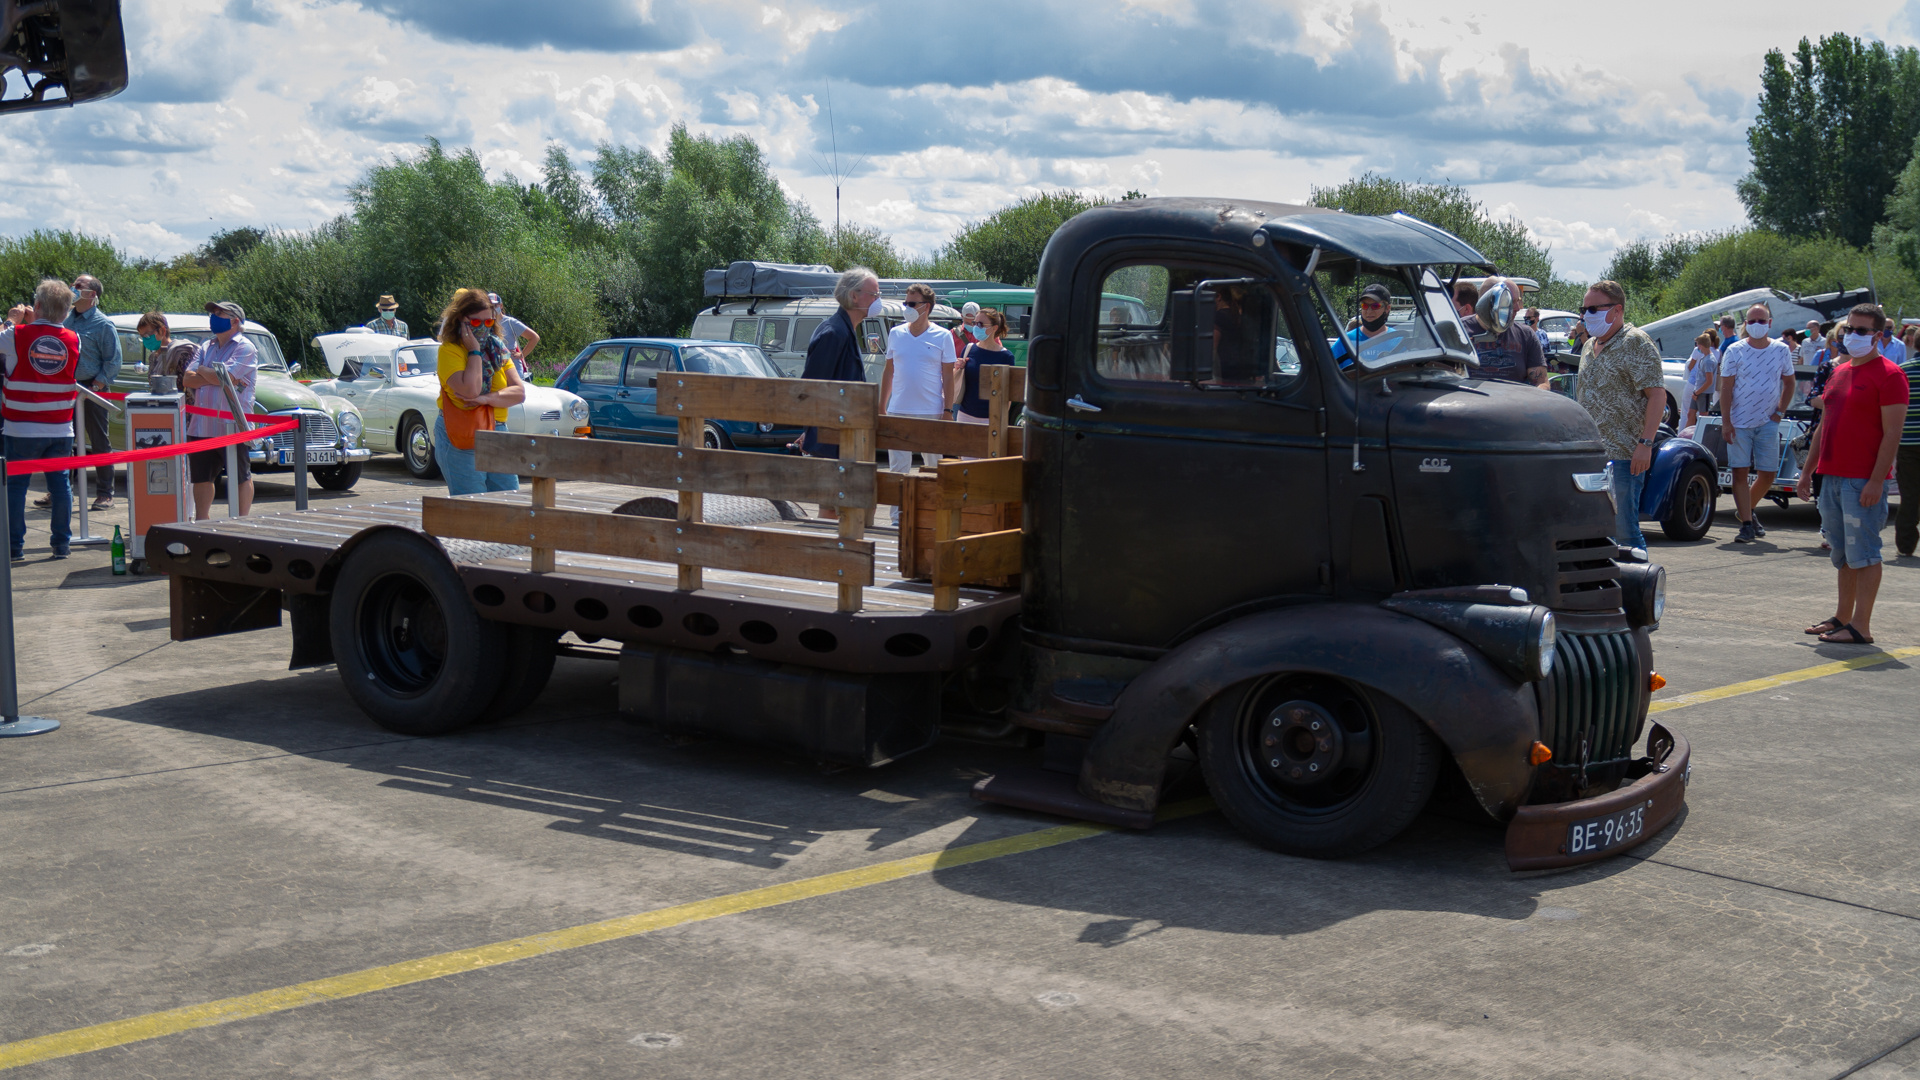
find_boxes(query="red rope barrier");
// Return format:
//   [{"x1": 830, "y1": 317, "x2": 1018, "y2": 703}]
[{"x1": 5, "y1": 417, "x2": 298, "y2": 476}]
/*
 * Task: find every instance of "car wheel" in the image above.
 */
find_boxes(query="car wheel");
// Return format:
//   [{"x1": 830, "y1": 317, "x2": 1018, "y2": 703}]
[
  {"x1": 1197, "y1": 674, "x2": 1438, "y2": 858},
  {"x1": 329, "y1": 530, "x2": 506, "y2": 736},
  {"x1": 313, "y1": 462, "x2": 361, "y2": 491},
  {"x1": 482, "y1": 625, "x2": 559, "y2": 722},
  {"x1": 400, "y1": 413, "x2": 440, "y2": 479},
  {"x1": 1664, "y1": 393, "x2": 1680, "y2": 430},
  {"x1": 1660, "y1": 462, "x2": 1717, "y2": 542},
  {"x1": 702, "y1": 422, "x2": 733, "y2": 450}
]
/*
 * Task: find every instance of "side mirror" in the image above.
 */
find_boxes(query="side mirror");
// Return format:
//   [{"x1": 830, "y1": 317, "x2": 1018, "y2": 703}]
[
  {"x1": 646, "y1": 375, "x2": 658, "y2": 388},
  {"x1": 1475, "y1": 281, "x2": 1517, "y2": 335}
]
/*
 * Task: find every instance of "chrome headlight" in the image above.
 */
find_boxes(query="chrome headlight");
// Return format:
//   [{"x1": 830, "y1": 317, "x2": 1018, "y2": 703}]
[
  {"x1": 1616, "y1": 561, "x2": 1666, "y2": 629},
  {"x1": 758, "y1": 422, "x2": 775, "y2": 432},
  {"x1": 1535, "y1": 610, "x2": 1557, "y2": 679},
  {"x1": 568, "y1": 398, "x2": 588, "y2": 422},
  {"x1": 336, "y1": 410, "x2": 363, "y2": 445}
]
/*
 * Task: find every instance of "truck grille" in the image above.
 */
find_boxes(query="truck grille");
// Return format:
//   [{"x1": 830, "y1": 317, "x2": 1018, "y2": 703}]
[
  {"x1": 1553, "y1": 536, "x2": 1623, "y2": 611},
  {"x1": 267, "y1": 412, "x2": 338, "y2": 450},
  {"x1": 1542, "y1": 630, "x2": 1643, "y2": 769}
]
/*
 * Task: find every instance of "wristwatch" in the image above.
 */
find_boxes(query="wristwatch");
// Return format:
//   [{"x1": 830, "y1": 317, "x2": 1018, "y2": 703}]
[{"x1": 1636, "y1": 437, "x2": 1655, "y2": 447}]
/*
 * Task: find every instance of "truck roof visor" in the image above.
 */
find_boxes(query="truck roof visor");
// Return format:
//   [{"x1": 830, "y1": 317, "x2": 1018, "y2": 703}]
[
  {"x1": 1264, "y1": 211, "x2": 1494, "y2": 271},
  {"x1": 0, "y1": 1, "x2": 129, "y2": 113}
]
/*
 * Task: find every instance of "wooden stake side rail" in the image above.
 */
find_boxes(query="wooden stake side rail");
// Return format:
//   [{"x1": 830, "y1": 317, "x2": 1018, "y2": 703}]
[{"x1": 475, "y1": 432, "x2": 880, "y2": 510}]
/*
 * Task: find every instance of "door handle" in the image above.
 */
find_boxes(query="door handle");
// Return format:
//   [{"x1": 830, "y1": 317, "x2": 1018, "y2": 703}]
[{"x1": 1066, "y1": 395, "x2": 1101, "y2": 413}]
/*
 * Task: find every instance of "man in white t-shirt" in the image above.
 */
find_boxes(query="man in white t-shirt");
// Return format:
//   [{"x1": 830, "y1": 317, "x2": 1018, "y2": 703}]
[
  {"x1": 880, "y1": 283, "x2": 955, "y2": 523},
  {"x1": 1718, "y1": 303, "x2": 1797, "y2": 543},
  {"x1": 1800, "y1": 320, "x2": 1824, "y2": 370}
]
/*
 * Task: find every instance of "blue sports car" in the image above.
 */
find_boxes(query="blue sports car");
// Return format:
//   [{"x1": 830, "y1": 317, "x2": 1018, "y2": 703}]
[{"x1": 554, "y1": 338, "x2": 806, "y2": 451}]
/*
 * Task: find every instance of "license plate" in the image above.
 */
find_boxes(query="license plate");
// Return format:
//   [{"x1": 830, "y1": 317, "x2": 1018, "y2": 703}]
[
  {"x1": 283, "y1": 448, "x2": 338, "y2": 465},
  {"x1": 1567, "y1": 802, "x2": 1648, "y2": 856},
  {"x1": 1717, "y1": 468, "x2": 1733, "y2": 488}
]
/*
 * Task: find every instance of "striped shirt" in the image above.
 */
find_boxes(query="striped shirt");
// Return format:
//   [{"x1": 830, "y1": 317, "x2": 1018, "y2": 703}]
[{"x1": 1903, "y1": 358, "x2": 1920, "y2": 446}]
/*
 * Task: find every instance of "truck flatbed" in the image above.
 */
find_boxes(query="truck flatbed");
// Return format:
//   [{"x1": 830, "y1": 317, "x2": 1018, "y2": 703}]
[{"x1": 151, "y1": 484, "x2": 1021, "y2": 677}]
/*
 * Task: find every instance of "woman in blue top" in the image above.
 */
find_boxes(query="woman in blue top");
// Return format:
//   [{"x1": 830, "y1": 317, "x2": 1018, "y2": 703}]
[{"x1": 952, "y1": 308, "x2": 1015, "y2": 425}]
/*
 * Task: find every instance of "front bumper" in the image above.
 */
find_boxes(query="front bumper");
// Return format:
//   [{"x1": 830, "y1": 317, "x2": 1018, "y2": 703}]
[{"x1": 1504, "y1": 723, "x2": 1690, "y2": 870}]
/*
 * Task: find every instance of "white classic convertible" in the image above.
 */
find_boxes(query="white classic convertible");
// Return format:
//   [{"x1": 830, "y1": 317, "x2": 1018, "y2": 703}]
[{"x1": 308, "y1": 331, "x2": 590, "y2": 479}]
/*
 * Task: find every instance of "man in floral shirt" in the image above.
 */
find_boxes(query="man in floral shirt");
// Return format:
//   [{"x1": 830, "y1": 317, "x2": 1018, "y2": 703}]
[{"x1": 1573, "y1": 280, "x2": 1666, "y2": 553}]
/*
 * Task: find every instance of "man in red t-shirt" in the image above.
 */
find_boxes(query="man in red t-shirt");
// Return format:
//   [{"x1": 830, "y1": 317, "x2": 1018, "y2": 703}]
[{"x1": 1795, "y1": 303, "x2": 1911, "y2": 644}]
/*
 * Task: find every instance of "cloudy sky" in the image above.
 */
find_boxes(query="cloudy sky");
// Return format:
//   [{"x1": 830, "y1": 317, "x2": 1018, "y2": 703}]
[{"x1": 10, "y1": 0, "x2": 1920, "y2": 280}]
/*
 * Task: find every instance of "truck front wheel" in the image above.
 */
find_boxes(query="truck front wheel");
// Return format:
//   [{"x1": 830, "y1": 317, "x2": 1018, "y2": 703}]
[
  {"x1": 329, "y1": 531, "x2": 507, "y2": 735},
  {"x1": 1197, "y1": 675, "x2": 1438, "y2": 858}
]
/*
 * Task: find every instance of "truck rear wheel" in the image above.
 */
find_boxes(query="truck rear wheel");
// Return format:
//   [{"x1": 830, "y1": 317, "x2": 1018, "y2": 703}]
[
  {"x1": 1197, "y1": 675, "x2": 1438, "y2": 858},
  {"x1": 1660, "y1": 461, "x2": 1717, "y2": 542},
  {"x1": 329, "y1": 530, "x2": 506, "y2": 735}
]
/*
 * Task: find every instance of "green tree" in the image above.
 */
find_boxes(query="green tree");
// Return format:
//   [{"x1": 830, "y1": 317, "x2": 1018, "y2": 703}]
[
  {"x1": 1739, "y1": 34, "x2": 1920, "y2": 246},
  {"x1": 1309, "y1": 173, "x2": 1555, "y2": 284},
  {"x1": 951, "y1": 191, "x2": 1106, "y2": 287}
]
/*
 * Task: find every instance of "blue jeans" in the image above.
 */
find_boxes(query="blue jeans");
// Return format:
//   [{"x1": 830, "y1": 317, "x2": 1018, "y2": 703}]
[
  {"x1": 1609, "y1": 459, "x2": 1647, "y2": 552},
  {"x1": 1818, "y1": 475, "x2": 1891, "y2": 569},
  {"x1": 434, "y1": 416, "x2": 519, "y2": 496},
  {"x1": 6, "y1": 435, "x2": 72, "y2": 556}
]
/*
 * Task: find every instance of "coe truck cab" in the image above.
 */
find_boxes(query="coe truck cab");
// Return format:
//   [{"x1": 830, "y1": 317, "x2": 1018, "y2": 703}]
[
  {"x1": 979, "y1": 198, "x2": 1685, "y2": 867},
  {"x1": 150, "y1": 198, "x2": 1687, "y2": 872}
]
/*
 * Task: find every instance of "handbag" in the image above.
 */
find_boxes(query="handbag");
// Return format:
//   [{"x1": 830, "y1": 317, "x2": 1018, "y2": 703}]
[{"x1": 439, "y1": 394, "x2": 488, "y2": 451}]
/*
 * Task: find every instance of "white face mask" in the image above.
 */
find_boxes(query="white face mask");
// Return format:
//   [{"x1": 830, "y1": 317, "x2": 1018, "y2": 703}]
[
  {"x1": 1844, "y1": 332, "x2": 1876, "y2": 357},
  {"x1": 1582, "y1": 309, "x2": 1613, "y2": 337},
  {"x1": 1746, "y1": 321, "x2": 1770, "y2": 339},
  {"x1": 866, "y1": 297, "x2": 884, "y2": 319}
]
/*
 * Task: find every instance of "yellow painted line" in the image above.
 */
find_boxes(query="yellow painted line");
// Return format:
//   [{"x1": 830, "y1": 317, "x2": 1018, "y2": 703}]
[
  {"x1": 0, "y1": 798, "x2": 1214, "y2": 1071},
  {"x1": 1649, "y1": 646, "x2": 1920, "y2": 713}
]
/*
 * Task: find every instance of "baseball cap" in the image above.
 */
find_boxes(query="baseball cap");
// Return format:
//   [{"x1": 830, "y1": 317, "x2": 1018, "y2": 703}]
[
  {"x1": 961, "y1": 301, "x2": 980, "y2": 316},
  {"x1": 487, "y1": 293, "x2": 502, "y2": 306},
  {"x1": 205, "y1": 300, "x2": 246, "y2": 323},
  {"x1": 1359, "y1": 283, "x2": 1392, "y2": 305}
]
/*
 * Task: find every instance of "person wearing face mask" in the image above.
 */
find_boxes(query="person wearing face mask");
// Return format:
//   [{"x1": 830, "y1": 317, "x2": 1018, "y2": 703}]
[
  {"x1": 180, "y1": 301, "x2": 259, "y2": 519},
  {"x1": 952, "y1": 307, "x2": 1015, "y2": 430},
  {"x1": 434, "y1": 288, "x2": 527, "y2": 496},
  {"x1": 134, "y1": 311, "x2": 197, "y2": 386},
  {"x1": 1333, "y1": 283, "x2": 1407, "y2": 371},
  {"x1": 797, "y1": 267, "x2": 879, "y2": 474},
  {"x1": 364, "y1": 295, "x2": 408, "y2": 337},
  {"x1": 1881, "y1": 323, "x2": 1908, "y2": 365},
  {"x1": 880, "y1": 283, "x2": 956, "y2": 526},
  {"x1": 58, "y1": 273, "x2": 120, "y2": 511},
  {"x1": 1572, "y1": 280, "x2": 1665, "y2": 554},
  {"x1": 1795, "y1": 304, "x2": 1910, "y2": 644},
  {"x1": 1681, "y1": 331, "x2": 1718, "y2": 432},
  {"x1": 488, "y1": 292, "x2": 539, "y2": 376},
  {"x1": 1717, "y1": 303, "x2": 1797, "y2": 544},
  {"x1": 955, "y1": 301, "x2": 981, "y2": 359}
]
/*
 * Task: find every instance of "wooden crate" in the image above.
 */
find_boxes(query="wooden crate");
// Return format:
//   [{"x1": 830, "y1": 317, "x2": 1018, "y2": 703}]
[{"x1": 896, "y1": 469, "x2": 1020, "y2": 588}]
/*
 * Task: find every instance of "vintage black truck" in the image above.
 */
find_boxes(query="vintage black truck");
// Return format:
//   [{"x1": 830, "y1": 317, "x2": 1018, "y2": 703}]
[{"x1": 152, "y1": 198, "x2": 1687, "y2": 870}]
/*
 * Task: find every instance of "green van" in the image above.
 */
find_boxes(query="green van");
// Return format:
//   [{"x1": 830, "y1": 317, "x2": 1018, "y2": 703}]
[{"x1": 939, "y1": 288, "x2": 1151, "y2": 365}]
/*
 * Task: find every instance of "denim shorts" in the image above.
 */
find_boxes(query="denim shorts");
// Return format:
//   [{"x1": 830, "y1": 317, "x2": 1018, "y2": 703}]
[
  {"x1": 1726, "y1": 421, "x2": 1780, "y2": 470},
  {"x1": 1818, "y1": 475, "x2": 1891, "y2": 569}
]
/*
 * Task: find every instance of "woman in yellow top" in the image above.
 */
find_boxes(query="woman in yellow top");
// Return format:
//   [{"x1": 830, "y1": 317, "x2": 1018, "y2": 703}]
[{"x1": 433, "y1": 287, "x2": 527, "y2": 495}]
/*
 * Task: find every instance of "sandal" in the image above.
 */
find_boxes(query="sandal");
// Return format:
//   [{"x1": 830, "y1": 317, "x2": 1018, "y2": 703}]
[
  {"x1": 1804, "y1": 617, "x2": 1844, "y2": 635},
  {"x1": 1819, "y1": 624, "x2": 1875, "y2": 645}
]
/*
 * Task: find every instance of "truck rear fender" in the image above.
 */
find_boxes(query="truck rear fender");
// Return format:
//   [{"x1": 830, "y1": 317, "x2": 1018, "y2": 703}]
[
  {"x1": 289, "y1": 524, "x2": 451, "y2": 670},
  {"x1": 1077, "y1": 603, "x2": 1538, "y2": 820}
]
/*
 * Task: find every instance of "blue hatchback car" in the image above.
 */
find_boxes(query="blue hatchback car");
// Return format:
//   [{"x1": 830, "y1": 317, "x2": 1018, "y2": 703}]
[{"x1": 554, "y1": 338, "x2": 805, "y2": 451}]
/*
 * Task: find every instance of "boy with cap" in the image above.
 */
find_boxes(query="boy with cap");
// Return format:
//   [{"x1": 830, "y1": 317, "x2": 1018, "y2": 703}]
[
  {"x1": 181, "y1": 301, "x2": 259, "y2": 519},
  {"x1": 365, "y1": 295, "x2": 407, "y2": 337}
]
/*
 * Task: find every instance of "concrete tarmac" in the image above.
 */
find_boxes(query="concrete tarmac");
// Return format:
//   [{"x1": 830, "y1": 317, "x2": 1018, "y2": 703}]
[{"x1": 3, "y1": 462, "x2": 1918, "y2": 1078}]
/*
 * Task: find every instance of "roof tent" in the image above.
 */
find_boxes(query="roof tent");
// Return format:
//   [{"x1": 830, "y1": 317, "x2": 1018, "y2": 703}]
[{"x1": 703, "y1": 260, "x2": 1018, "y2": 300}]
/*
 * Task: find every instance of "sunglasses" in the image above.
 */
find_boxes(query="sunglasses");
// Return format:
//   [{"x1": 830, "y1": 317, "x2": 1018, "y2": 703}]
[
  {"x1": 1581, "y1": 303, "x2": 1620, "y2": 315},
  {"x1": 467, "y1": 316, "x2": 495, "y2": 327}
]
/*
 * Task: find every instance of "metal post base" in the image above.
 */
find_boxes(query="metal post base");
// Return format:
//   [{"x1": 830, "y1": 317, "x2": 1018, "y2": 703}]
[
  {"x1": 70, "y1": 535, "x2": 111, "y2": 547},
  {"x1": 0, "y1": 716, "x2": 60, "y2": 737}
]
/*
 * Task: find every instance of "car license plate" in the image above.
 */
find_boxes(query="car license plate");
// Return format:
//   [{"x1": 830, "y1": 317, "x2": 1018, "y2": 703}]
[
  {"x1": 1717, "y1": 468, "x2": 1733, "y2": 488},
  {"x1": 284, "y1": 448, "x2": 338, "y2": 466},
  {"x1": 1566, "y1": 802, "x2": 1648, "y2": 856}
]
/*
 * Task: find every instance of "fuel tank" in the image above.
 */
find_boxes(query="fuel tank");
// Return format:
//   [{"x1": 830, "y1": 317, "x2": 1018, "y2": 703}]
[{"x1": 1384, "y1": 374, "x2": 1620, "y2": 613}]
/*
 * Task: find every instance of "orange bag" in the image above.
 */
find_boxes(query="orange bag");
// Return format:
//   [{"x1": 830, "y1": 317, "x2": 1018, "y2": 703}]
[{"x1": 438, "y1": 395, "x2": 488, "y2": 451}]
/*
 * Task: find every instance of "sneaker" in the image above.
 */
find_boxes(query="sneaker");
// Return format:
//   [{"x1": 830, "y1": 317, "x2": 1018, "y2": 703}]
[
  {"x1": 31, "y1": 495, "x2": 49, "y2": 509},
  {"x1": 1734, "y1": 520, "x2": 1756, "y2": 544},
  {"x1": 50, "y1": 549, "x2": 68, "y2": 560},
  {"x1": 1753, "y1": 519, "x2": 1766, "y2": 538},
  {"x1": 90, "y1": 497, "x2": 113, "y2": 512}
]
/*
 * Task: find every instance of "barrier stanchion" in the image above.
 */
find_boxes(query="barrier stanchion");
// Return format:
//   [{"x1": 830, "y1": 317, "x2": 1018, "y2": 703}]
[
  {"x1": 70, "y1": 388, "x2": 119, "y2": 547},
  {"x1": 0, "y1": 452, "x2": 58, "y2": 738},
  {"x1": 293, "y1": 416, "x2": 308, "y2": 511}
]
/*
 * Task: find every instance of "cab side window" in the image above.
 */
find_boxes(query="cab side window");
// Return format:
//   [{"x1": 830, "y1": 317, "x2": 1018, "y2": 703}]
[
  {"x1": 578, "y1": 345, "x2": 625, "y2": 384},
  {"x1": 1094, "y1": 264, "x2": 1305, "y2": 391},
  {"x1": 730, "y1": 318, "x2": 759, "y2": 344},
  {"x1": 625, "y1": 346, "x2": 668, "y2": 386}
]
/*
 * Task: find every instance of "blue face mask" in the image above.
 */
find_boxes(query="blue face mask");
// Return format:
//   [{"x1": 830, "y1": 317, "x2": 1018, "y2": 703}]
[
  {"x1": 209, "y1": 315, "x2": 233, "y2": 334},
  {"x1": 140, "y1": 334, "x2": 163, "y2": 352}
]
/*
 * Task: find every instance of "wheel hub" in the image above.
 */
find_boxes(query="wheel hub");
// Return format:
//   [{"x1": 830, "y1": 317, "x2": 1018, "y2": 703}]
[{"x1": 1259, "y1": 700, "x2": 1347, "y2": 784}]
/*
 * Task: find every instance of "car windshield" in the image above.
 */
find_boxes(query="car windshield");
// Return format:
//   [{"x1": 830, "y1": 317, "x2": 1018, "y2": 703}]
[
  {"x1": 170, "y1": 330, "x2": 289, "y2": 371},
  {"x1": 396, "y1": 345, "x2": 438, "y2": 378},
  {"x1": 680, "y1": 344, "x2": 779, "y2": 377},
  {"x1": 1539, "y1": 316, "x2": 1577, "y2": 334},
  {"x1": 1318, "y1": 267, "x2": 1476, "y2": 373},
  {"x1": 1099, "y1": 297, "x2": 1151, "y2": 325}
]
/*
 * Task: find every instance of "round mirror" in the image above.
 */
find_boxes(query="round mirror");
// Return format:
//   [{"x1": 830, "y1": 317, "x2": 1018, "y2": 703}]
[{"x1": 1474, "y1": 279, "x2": 1517, "y2": 334}]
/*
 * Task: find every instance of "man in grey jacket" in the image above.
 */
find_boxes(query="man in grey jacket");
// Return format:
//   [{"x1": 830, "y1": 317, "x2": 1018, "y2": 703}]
[{"x1": 55, "y1": 273, "x2": 121, "y2": 511}]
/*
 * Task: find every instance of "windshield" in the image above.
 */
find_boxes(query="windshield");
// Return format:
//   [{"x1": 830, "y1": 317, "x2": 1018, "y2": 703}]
[
  {"x1": 168, "y1": 330, "x2": 289, "y2": 371},
  {"x1": 396, "y1": 345, "x2": 438, "y2": 378},
  {"x1": 1099, "y1": 297, "x2": 1151, "y2": 325},
  {"x1": 1317, "y1": 266, "x2": 1475, "y2": 373},
  {"x1": 680, "y1": 344, "x2": 779, "y2": 377},
  {"x1": 1538, "y1": 316, "x2": 1577, "y2": 335}
]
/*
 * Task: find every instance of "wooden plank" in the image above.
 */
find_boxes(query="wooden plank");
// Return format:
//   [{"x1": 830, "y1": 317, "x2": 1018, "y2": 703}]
[
  {"x1": 655, "y1": 372, "x2": 878, "y2": 430},
  {"x1": 934, "y1": 527, "x2": 1022, "y2": 588},
  {"x1": 473, "y1": 432, "x2": 878, "y2": 510},
  {"x1": 985, "y1": 365, "x2": 1015, "y2": 458},
  {"x1": 423, "y1": 498, "x2": 875, "y2": 586},
  {"x1": 877, "y1": 414, "x2": 989, "y2": 458},
  {"x1": 677, "y1": 417, "x2": 703, "y2": 591},
  {"x1": 931, "y1": 504, "x2": 964, "y2": 612},
  {"x1": 874, "y1": 470, "x2": 905, "y2": 507},
  {"x1": 837, "y1": 426, "x2": 874, "y2": 612},
  {"x1": 529, "y1": 477, "x2": 556, "y2": 573},
  {"x1": 935, "y1": 456, "x2": 1022, "y2": 509}
]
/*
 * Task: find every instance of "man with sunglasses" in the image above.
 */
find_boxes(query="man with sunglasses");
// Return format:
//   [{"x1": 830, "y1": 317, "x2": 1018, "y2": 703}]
[
  {"x1": 1573, "y1": 280, "x2": 1665, "y2": 554},
  {"x1": 59, "y1": 273, "x2": 121, "y2": 511},
  {"x1": 1336, "y1": 283, "x2": 1405, "y2": 370},
  {"x1": 1795, "y1": 304, "x2": 1909, "y2": 644}
]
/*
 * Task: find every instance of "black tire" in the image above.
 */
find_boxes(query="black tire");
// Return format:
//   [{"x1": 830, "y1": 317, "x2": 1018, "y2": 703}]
[
  {"x1": 482, "y1": 625, "x2": 559, "y2": 722},
  {"x1": 702, "y1": 422, "x2": 733, "y2": 450},
  {"x1": 314, "y1": 462, "x2": 362, "y2": 491},
  {"x1": 329, "y1": 530, "x2": 507, "y2": 735},
  {"x1": 1197, "y1": 675, "x2": 1438, "y2": 858},
  {"x1": 1659, "y1": 462, "x2": 1717, "y2": 542},
  {"x1": 400, "y1": 413, "x2": 440, "y2": 479},
  {"x1": 1663, "y1": 392, "x2": 1680, "y2": 430}
]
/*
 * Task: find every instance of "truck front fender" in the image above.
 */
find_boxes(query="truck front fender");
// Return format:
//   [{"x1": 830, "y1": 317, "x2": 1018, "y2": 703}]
[{"x1": 1077, "y1": 603, "x2": 1539, "y2": 820}]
